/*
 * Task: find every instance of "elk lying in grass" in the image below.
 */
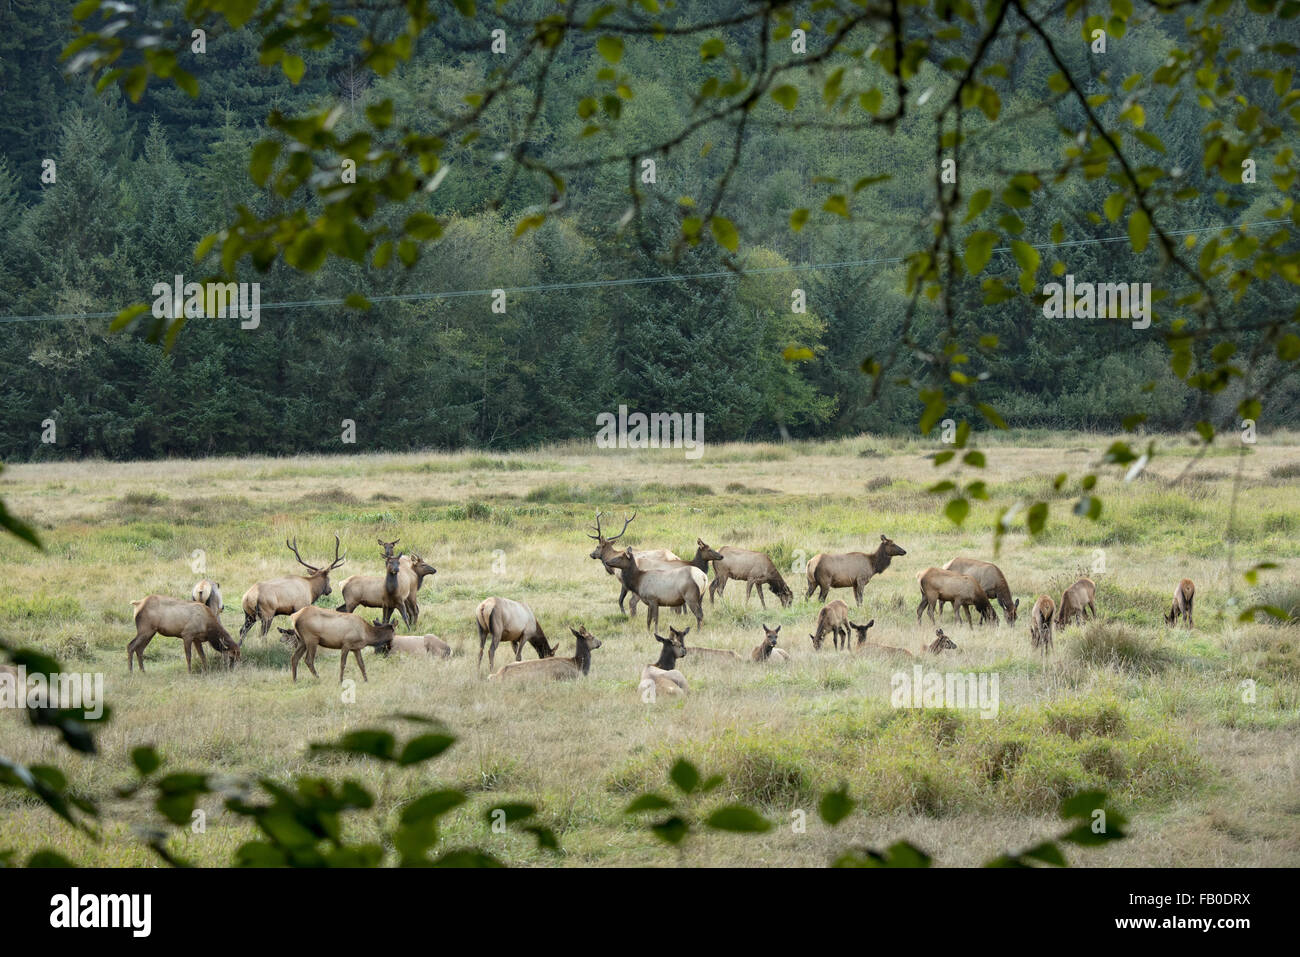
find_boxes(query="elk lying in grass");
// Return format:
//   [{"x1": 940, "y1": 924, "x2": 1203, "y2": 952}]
[
  {"x1": 916, "y1": 567, "x2": 997, "y2": 626},
  {"x1": 240, "y1": 536, "x2": 346, "y2": 640},
  {"x1": 191, "y1": 579, "x2": 223, "y2": 614},
  {"x1": 805, "y1": 535, "x2": 907, "y2": 605},
  {"x1": 278, "y1": 607, "x2": 396, "y2": 682},
  {"x1": 475, "y1": 597, "x2": 556, "y2": 673},
  {"x1": 587, "y1": 511, "x2": 682, "y2": 614},
  {"x1": 1029, "y1": 595, "x2": 1056, "y2": 652},
  {"x1": 603, "y1": 547, "x2": 706, "y2": 633},
  {"x1": 337, "y1": 551, "x2": 408, "y2": 626},
  {"x1": 941, "y1": 558, "x2": 1018, "y2": 624},
  {"x1": 374, "y1": 634, "x2": 451, "y2": 658},
  {"x1": 396, "y1": 553, "x2": 437, "y2": 626},
  {"x1": 924, "y1": 630, "x2": 959, "y2": 654},
  {"x1": 847, "y1": 619, "x2": 876, "y2": 649},
  {"x1": 752, "y1": 624, "x2": 791, "y2": 662},
  {"x1": 708, "y1": 547, "x2": 793, "y2": 608},
  {"x1": 490, "y1": 626, "x2": 602, "y2": 682},
  {"x1": 639, "y1": 630, "x2": 689, "y2": 699},
  {"x1": 810, "y1": 599, "x2": 850, "y2": 651},
  {"x1": 670, "y1": 625, "x2": 743, "y2": 662},
  {"x1": 1057, "y1": 578, "x2": 1096, "y2": 627},
  {"x1": 1164, "y1": 578, "x2": 1195, "y2": 628},
  {"x1": 129, "y1": 596, "x2": 240, "y2": 673}
]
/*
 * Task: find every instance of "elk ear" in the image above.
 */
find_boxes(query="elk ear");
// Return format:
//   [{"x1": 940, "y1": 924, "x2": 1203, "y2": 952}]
[
  {"x1": 570, "y1": 627, "x2": 583, "y2": 639},
  {"x1": 881, "y1": 534, "x2": 888, "y2": 542},
  {"x1": 866, "y1": 619, "x2": 875, "y2": 629}
]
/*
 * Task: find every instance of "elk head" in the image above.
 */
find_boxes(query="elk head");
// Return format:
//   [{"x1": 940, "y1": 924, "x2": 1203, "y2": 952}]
[
  {"x1": 407, "y1": 553, "x2": 437, "y2": 579},
  {"x1": 694, "y1": 538, "x2": 725, "y2": 563},
  {"x1": 879, "y1": 534, "x2": 907, "y2": 557},
  {"x1": 848, "y1": 619, "x2": 875, "y2": 646},
  {"x1": 657, "y1": 629, "x2": 688, "y2": 660},
  {"x1": 370, "y1": 619, "x2": 399, "y2": 643},
  {"x1": 378, "y1": 538, "x2": 400, "y2": 557},
  {"x1": 286, "y1": 535, "x2": 347, "y2": 596},
  {"x1": 569, "y1": 625, "x2": 602, "y2": 651},
  {"x1": 762, "y1": 623, "x2": 781, "y2": 651},
  {"x1": 384, "y1": 552, "x2": 402, "y2": 585},
  {"x1": 587, "y1": 510, "x2": 636, "y2": 572},
  {"x1": 930, "y1": 629, "x2": 958, "y2": 653}
]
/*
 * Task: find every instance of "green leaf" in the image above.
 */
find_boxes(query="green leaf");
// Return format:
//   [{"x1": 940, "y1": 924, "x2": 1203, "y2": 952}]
[
  {"x1": 818, "y1": 785, "x2": 855, "y2": 826},
  {"x1": 771, "y1": 84, "x2": 798, "y2": 110},
  {"x1": 710, "y1": 216, "x2": 739, "y2": 252},
  {"x1": 963, "y1": 189, "x2": 991, "y2": 223},
  {"x1": 1104, "y1": 192, "x2": 1126, "y2": 222},
  {"x1": 822, "y1": 194, "x2": 850, "y2": 218},
  {"x1": 397, "y1": 733, "x2": 455, "y2": 765},
  {"x1": 249, "y1": 140, "x2": 281, "y2": 187},
  {"x1": 944, "y1": 497, "x2": 970, "y2": 526},
  {"x1": 597, "y1": 36, "x2": 624, "y2": 63},
  {"x1": 1128, "y1": 208, "x2": 1151, "y2": 253},
  {"x1": 131, "y1": 747, "x2": 162, "y2": 776},
  {"x1": 669, "y1": 758, "x2": 700, "y2": 794},
  {"x1": 705, "y1": 805, "x2": 771, "y2": 833},
  {"x1": 789, "y1": 208, "x2": 809, "y2": 232},
  {"x1": 964, "y1": 230, "x2": 998, "y2": 275},
  {"x1": 626, "y1": 793, "x2": 674, "y2": 813}
]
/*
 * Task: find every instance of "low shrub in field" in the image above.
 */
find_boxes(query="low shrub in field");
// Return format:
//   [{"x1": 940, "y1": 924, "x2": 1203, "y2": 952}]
[
  {"x1": 1251, "y1": 582, "x2": 1300, "y2": 624},
  {"x1": 0, "y1": 592, "x2": 81, "y2": 620},
  {"x1": 1066, "y1": 621, "x2": 1175, "y2": 674},
  {"x1": 1268, "y1": 462, "x2": 1300, "y2": 480},
  {"x1": 1231, "y1": 626, "x2": 1300, "y2": 682}
]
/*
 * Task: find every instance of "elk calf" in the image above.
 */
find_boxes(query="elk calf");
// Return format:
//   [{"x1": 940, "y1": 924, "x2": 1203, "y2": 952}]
[
  {"x1": 805, "y1": 534, "x2": 907, "y2": 605},
  {"x1": 847, "y1": 619, "x2": 876, "y2": 649},
  {"x1": 490, "y1": 626, "x2": 602, "y2": 682},
  {"x1": 129, "y1": 596, "x2": 240, "y2": 674},
  {"x1": 916, "y1": 567, "x2": 997, "y2": 626},
  {"x1": 639, "y1": 630, "x2": 689, "y2": 700},
  {"x1": 1029, "y1": 595, "x2": 1055, "y2": 652},
  {"x1": 1057, "y1": 578, "x2": 1097, "y2": 627},
  {"x1": 810, "y1": 599, "x2": 850, "y2": 650},
  {"x1": 752, "y1": 624, "x2": 791, "y2": 662},
  {"x1": 924, "y1": 630, "x2": 959, "y2": 655},
  {"x1": 375, "y1": 634, "x2": 451, "y2": 658},
  {"x1": 1164, "y1": 579, "x2": 1195, "y2": 628}
]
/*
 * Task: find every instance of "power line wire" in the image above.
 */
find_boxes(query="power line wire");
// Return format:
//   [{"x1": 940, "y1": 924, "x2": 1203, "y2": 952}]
[{"x1": 0, "y1": 218, "x2": 1287, "y2": 325}]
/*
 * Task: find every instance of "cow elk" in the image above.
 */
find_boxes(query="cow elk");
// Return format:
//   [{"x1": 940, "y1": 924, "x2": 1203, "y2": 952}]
[
  {"x1": 810, "y1": 599, "x2": 850, "y2": 650},
  {"x1": 1164, "y1": 579, "x2": 1195, "y2": 629},
  {"x1": 847, "y1": 619, "x2": 877, "y2": 649},
  {"x1": 396, "y1": 553, "x2": 437, "y2": 626},
  {"x1": 639, "y1": 631, "x2": 689, "y2": 700},
  {"x1": 278, "y1": 606, "x2": 396, "y2": 682},
  {"x1": 240, "y1": 536, "x2": 346, "y2": 640},
  {"x1": 337, "y1": 550, "x2": 408, "y2": 627},
  {"x1": 475, "y1": 597, "x2": 556, "y2": 674},
  {"x1": 191, "y1": 579, "x2": 223, "y2": 614},
  {"x1": 805, "y1": 535, "x2": 907, "y2": 605},
  {"x1": 752, "y1": 624, "x2": 791, "y2": 662},
  {"x1": 374, "y1": 634, "x2": 452, "y2": 658},
  {"x1": 603, "y1": 547, "x2": 706, "y2": 633},
  {"x1": 670, "y1": 625, "x2": 743, "y2": 662},
  {"x1": 942, "y1": 558, "x2": 1018, "y2": 624},
  {"x1": 1029, "y1": 595, "x2": 1056, "y2": 652},
  {"x1": 490, "y1": 626, "x2": 602, "y2": 682},
  {"x1": 916, "y1": 567, "x2": 997, "y2": 626},
  {"x1": 587, "y1": 511, "x2": 683, "y2": 614},
  {"x1": 1057, "y1": 578, "x2": 1097, "y2": 627},
  {"x1": 708, "y1": 547, "x2": 793, "y2": 608},
  {"x1": 129, "y1": 595, "x2": 241, "y2": 673}
]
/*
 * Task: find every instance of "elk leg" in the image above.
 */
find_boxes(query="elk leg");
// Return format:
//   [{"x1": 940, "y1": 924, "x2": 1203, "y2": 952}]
[
  {"x1": 354, "y1": 650, "x2": 368, "y2": 682},
  {"x1": 916, "y1": 597, "x2": 928, "y2": 625},
  {"x1": 805, "y1": 579, "x2": 817, "y2": 600},
  {"x1": 195, "y1": 641, "x2": 209, "y2": 672},
  {"x1": 756, "y1": 583, "x2": 768, "y2": 609},
  {"x1": 305, "y1": 645, "x2": 320, "y2": 679},
  {"x1": 818, "y1": 585, "x2": 830, "y2": 602},
  {"x1": 689, "y1": 595, "x2": 703, "y2": 629},
  {"x1": 513, "y1": 639, "x2": 524, "y2": 662},
  {"x1": 1186, "y1": 599, "x2": 1194, "y2": 629},
  {"x1": 128, "y1": 632, "x2": 153, "y2": 673},
  {"x1": 239, "y1": 614, "x2": 255, "y2": 640},
  {"x1": 853, "y1": 582, "x2": 864, "y2": 607},
  {"x1": 339, "y1": 650, "x2": 349, "y2": 683},
  {"x1": 290, "y1": 645, "x2": 303, "y2": 681}
]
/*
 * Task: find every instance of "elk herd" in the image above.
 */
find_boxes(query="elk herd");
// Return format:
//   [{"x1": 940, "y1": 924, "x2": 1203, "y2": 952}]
[{"x1": 123, "y1": 510, "x2": 1198, "y2": 693}]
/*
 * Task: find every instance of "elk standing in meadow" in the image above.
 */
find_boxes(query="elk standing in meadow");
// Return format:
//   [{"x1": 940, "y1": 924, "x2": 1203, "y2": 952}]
[
  {"x1": 805, "y1": 535, "x2": 907, "y2": 605},
  {"x1": 1029, "y1": 595, "x2": 1056, "y2": 651},
  {"x1": 708, "y1": 547, "x2": 793, "y2": 608},
  {"x1": 475, "y1": 597, "x2": 556, "y2": 674},
  {"x1": 1057, "y1": 578, "x2": 1097, "y2": 627},
  {"x1": 240, "y1": 536, "x2": 346, "y2": 640},
  {"x1": 128, "y1": 595, "x2": 241, "y2": 673},
  {"x1": 338, "y1": 550, "x2": 408, "y2": 626},
  {"x1": 490, "y1": 626, "x2": 602, "y2": 682},
  {"x1": 586, "y1": 512, "x2": 683, "y2": 614},
  {"x1": 396, "y1": 553, "x2": 437, "y2": 627},
  {"x1": 810, "y1": 599, "x2": 851, "y2": 650},
  {"x1": 191, "y1": 579, "x2": 223, "y2": 614},
  {"x1": 639, "y1": 631, "x2": 689, "y2": 699},
  {"x1": 603, "y1": 547, "x2": 706, "y2": 633},
  {"x1": 941, "y1": 558, "x2": 1018, "y2": 624},
  {"x1": 1164, "y1": 579, "x2": 1195, "y2": 628},
  {"x1": 916, "y1": 567, "x2": 998, "y2": 626},
  {"x1": 752, "y1": 624, "x2": 791, "y2": 662},
  {"x1": 278, "y1": 606, "x2": 395, "y2": 682}
]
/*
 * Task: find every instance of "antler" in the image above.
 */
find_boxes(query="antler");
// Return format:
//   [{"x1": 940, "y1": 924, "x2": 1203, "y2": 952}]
[
  {"x1": 587, "y1": 510, "x2": 605, "y2": 541},
  {"x1": 286, "y1": 537, "x2": 315, "y2": 571},
  {"x1": 326, "y1": 534, "x2": 347, "y2": 571},
  {"x1": 608, "y1": 511, "x2": 636, "y2": 543}
]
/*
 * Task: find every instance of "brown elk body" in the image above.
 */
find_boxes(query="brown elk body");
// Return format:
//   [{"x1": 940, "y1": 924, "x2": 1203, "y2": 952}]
[
  {"x1": 191, "y1": 579, "x2": 223, "y2": 614},
  {"x1": 1029, "y1": 595, "x2": 1056, "y2": 651},
  {"x1": 603, "y1": 547, "x2": 706, "y2": 633},
  {"x1": 916, "y1": 567, "x2": 997, "y2": 626},
  {"x1": 708, "y1": 546, "x2": 793, "y2": 608},
  {"x1": 805, "y1": 535, "x2": 907, "y2": 605},
  {"x1": 129, "y1": 595, "x2": 240, "y2": 673},
  {"x1": 586, "y1": 512, "x2": 681, "y2": 614},
  {"x1": 1057, "y1": 578, "x2": 1097, "y2": 627},
  {"x1": 395, "y1": 553, "x2": 437, "y2": 626},
  {"x1": 337, "y1": 551, "x2": 408, "y2": 626},
  {"x1": 1164, "y1": 579, "x2": 1195, "y2": 628},
  {"x1": 490, "y1": 626, "x2": 601, "y2": 682},
  {"x1": 942, "y1": 558, "x2": 1018, "y2": 624},
  {"x1": 810, "y1": 599, "x2": 851, "y2": 650},
  {"x1": 752, "y1": 624, "x2": 791, "y2": 662},
  {"x1": 240, "y1": 536, "x2": 346, "y2": 640},
  {"x1": 278, "y1": 606, "x2": 396, "y2": 682},
  {"x1": 670, "y1": 625, "x2": 743, "y2": 662},
  {"x1": 374, "y1": 634, "x2": 451, "y2": 658},
  {"x1": 639, "y1": 631, "x2": 689, "y2": 699},
  {"x1": 475, "y1": 597, "x2": 556, "y2": 674}
]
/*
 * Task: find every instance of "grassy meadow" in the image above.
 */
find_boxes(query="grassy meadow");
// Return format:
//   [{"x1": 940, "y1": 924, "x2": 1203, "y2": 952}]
[{"x1": 1, "y1": 431, "x2": 1299, "y2": 867}]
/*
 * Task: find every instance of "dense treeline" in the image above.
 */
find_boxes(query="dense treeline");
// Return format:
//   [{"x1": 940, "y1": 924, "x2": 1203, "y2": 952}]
[{"x1": 0, "y1": 1, "x2": 1294, "y2": 460}]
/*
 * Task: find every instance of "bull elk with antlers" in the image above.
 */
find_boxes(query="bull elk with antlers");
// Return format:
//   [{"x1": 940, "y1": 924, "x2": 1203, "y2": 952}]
[
  {"x1": 805, "y1": 535, "x2": 907, "y2": 605},
  {"x1": 603, "y1": 547, "x2": 706, "y2": 633},
  {"x1": 240, "y1": 536, "x2": 346, "y2": 640},
  {"x1": 587, "y1": 511, "x2": 681, "y2": 614}
]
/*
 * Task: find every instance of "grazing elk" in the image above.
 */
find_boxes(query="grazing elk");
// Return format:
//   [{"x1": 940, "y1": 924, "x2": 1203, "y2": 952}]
[
  {"x1": 1164, "y1": 579, "x2": 1195, "y2": 629},
  {"x1": 942, "y1": 558, "x2": 1018, "y2": 624},
  {"x1": 191, "y1": 579, "x2": 223, "y2": 614},
  {"x1": 337, "y1": 551, "x2": 408, "y2": 627},
  {"x1": 1057, "y1": 578, "x2": 1097, "y2": 627},
  {"x1": 670, "y1": 625, "x2": 743, "y2": 662},
  {"x1": 490, "y1": 626, "x2": 602, "y2": 682},
  {"x1": 639, "y1": 631, "x2": 689, "y2": 699},
  {"x1": 752, "y1": 624, "x2": 791, "y2": 662},
  {"x1": 240, "y1": 536, "x2": 346, "y2": 640},
  {"x1": 916, "y1": 567, "x2": 998, "y2": 626},
  {"x1": 396, "y1": 553, "x2": 437, "y2": 627},
  {"x1": 475, "y1": 597, "x2": 556, "y2": 674},
  {"x1": 805, "y1": 535, "x2": 907, "y2": 605},
  {"x1": 374, "y1": 634, "x2": 451, "y2": 658},
  {"x1": 603, "y1": 547, "x2": 706, "y2": 633},
  {"x1": 810, "y1": 599, "x2": 851, "y2": 651},
  {"x1": 128, "y1": 595, "x2": 241, "y2": 674},
  {"x1": 709, "y1": 547, "x2": 793, "y2": 608},
  {"x1": 1029, "y1": 595, "x2": 1056, "y2": 652},
  {"x1": 277, "y1": 606, "x2": 395, "y2": 682}
]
